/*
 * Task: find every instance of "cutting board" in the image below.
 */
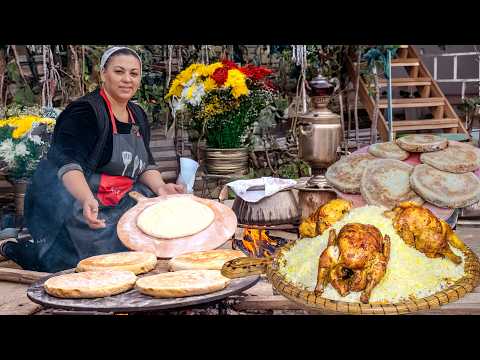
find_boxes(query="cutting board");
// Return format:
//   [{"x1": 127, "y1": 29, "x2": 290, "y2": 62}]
[{"x1": 117, "y1": 192, "x2": 237, "y2": 258}]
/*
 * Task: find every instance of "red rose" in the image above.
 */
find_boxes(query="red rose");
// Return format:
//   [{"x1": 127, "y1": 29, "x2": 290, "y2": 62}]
[
  {"x1": 221, "y1": 59, "x2": 238, "y2": 70},
  {"x1": 212, "y1": 67, "x2": 229, "y2": 85},
  {"x1": 239, "y1": 64, "x2": 272, "y2": 81}
]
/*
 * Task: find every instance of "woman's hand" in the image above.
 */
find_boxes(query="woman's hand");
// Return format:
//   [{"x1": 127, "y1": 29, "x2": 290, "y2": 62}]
[
  {"x1": 82, "y1": 197, "x2": 106, "y2": 229},
  {"x1": 156, "y1": 183, "x2": 186, "y2": 196}
]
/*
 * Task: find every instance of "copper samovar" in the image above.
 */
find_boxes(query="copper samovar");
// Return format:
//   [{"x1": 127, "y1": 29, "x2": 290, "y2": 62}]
[{"x1": 297, "y1": 74, "x2": 343, "y2": 188}]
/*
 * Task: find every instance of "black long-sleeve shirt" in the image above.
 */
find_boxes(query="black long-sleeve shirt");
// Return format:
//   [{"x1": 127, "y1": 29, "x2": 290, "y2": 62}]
[{"x1": 49, "y1": 100, "x2": 156, "y2": 177}]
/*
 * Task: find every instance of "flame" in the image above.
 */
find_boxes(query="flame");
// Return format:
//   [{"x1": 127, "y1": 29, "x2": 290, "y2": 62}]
[{"x1": 240, "y1": 228, "x2": 288, "y2": 257}]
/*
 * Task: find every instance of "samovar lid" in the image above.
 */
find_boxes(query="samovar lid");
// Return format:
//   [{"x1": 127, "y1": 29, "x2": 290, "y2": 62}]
[
  {"x1": 308, "y1": 74, "x2": 333, "y2": 90},
  {"x1": 298, "y1": 104, "x2": 341, "y2": 124}
]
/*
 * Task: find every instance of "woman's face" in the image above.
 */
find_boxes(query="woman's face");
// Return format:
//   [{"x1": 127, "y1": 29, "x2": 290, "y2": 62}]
[{"x1": 101, "y1": 54, "x2": 141, "y2": 102}]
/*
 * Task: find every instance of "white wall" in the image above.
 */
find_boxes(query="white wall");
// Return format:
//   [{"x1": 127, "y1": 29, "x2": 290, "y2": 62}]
[{"x1": 414, "y1": 45, "x2": 480, "y2": 97}]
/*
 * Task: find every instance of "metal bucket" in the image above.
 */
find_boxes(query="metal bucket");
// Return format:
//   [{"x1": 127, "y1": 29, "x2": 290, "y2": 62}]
[
  {"x1": 205, "y1": 148, "x2": 249, "y2": 175},
  {"x1": 232, "y1": 189, "x2": 300, "y2": 226}
]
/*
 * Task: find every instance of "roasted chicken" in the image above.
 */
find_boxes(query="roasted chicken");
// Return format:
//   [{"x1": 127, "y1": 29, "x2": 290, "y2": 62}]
[
  {"x1": 299, "y1": 199, "x2": 353, "y2": 238},
  {"x1": 384, "y1": 202, "x2": 466, "y2": 264},
  {"x1": 314, "y1": 223, "x2": 390, "y2": 303}
]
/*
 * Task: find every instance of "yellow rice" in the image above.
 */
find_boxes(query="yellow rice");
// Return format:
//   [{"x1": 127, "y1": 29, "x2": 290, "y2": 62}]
[{"x1": 278, "y1": 205, "x2": 465, "y2": 303}]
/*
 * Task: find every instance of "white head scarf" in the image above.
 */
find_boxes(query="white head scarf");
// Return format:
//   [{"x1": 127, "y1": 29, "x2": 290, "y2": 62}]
[{"x1": 100, "y1": 46, "x2": 142, "y2": 74}]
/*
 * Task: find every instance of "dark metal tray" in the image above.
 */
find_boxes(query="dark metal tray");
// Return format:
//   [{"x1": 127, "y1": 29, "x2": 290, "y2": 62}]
[{"x1": 27, "y1": 268, "x2": 259, "y2": 313}]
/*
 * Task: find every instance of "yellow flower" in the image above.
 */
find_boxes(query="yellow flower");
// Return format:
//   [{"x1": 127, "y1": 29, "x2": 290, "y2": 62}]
[
  {"x1": 203, "y1": 77, "x2": 217, "y2": 92},
  {"x1": 204, "y1": 62, "x2": 223, "y2": 76},
  {"x1": 0, "y1": 115, "x2": 56, "y2": 139},
  {"x1": 224, "y1": 69, "x2": 249, "y2": 98}
]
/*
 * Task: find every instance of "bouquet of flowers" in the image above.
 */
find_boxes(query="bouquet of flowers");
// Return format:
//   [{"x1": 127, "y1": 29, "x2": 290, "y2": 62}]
[
  {"x1": 165, "y1": 60, "x2": 277, "y2": 149},
  {"x1": 0, "y1": 113, "x2": 56, "y2": 181}
]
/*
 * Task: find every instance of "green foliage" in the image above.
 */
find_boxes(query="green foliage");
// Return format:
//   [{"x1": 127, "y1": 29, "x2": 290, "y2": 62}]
[
  {"x1": 189, "y1": 88, "x2": 276, "y2": 149},
  {"x1": 460, "y1": 96, "x2": 480, "y2": 112},
  {"x1": 6, "y1": 62, "x2": 36, "y2": 106},
  {"x1": 278, "y1": 160, "x2": 310, "y2": 179}
]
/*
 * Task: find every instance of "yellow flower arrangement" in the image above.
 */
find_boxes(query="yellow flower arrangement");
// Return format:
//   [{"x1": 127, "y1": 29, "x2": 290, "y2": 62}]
[
  {"x1": 0, "y1": 115, "x2": 56, "y2": 139},
  {"x1": 0, "y1": 113, "x2": 56, "y2": 180},
  {"x1": 164, "y1": 60, "x2": 276, "y2": 149}
]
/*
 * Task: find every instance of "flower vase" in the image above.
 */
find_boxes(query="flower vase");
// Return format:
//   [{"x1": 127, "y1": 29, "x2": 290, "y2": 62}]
[{"x1": 205, "y1": 147, "x2": 249, "y2": 175}]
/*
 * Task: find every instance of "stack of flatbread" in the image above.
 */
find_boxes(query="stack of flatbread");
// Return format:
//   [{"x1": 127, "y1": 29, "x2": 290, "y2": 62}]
[
  {"x1": 43, "y1": 249, "x2": 242, "y2": 300},
  {"x1": 326, "y1": 136, "x2": 480, "y2": 210}
]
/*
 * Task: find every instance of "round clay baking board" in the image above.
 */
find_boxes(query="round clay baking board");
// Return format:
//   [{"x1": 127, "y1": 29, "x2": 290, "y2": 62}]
[{"x1": 117, "y1": 193, "x2": 237, "y2": 259}]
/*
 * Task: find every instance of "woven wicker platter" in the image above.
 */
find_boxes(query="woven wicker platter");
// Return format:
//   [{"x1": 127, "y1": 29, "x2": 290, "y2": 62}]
[{"x1": 222, "y1": 240, "x2": 480, "y2": 315}]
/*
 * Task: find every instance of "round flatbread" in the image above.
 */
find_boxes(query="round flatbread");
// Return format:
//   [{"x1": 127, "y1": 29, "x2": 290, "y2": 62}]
[
  {"x1": 137, "y1": 196, "x2": 215, "y2": 239},
  {"x1": 368, "y1": 141, "x2": 410, "y2": 160},
  {"x1": 135, "y1": 270, "x2": 230, "y2": 298},
  {"x1": 325, "y1": 153, "x2": 377, "y2": 194},
  {"x1": 396, "y1": 134, "x2": 448, "y2": 152},
  {"x1": 360, "y1": 159, "x2": 424, "y2": 209},
  {"x1": 44, "y1": 270, "x2": 137, "y2": 299},
  {"x1": 168, "y1": 250, "x2": 246, "y2": 271},
  {"x1": 410, "y1": 164, "x2": 480, "y2": 208},
  {"x1": 420, "y1": 142, "x2": 480, "y2": 173},
  {"x1": 76, "y1": 251, "x2": 157, "y2": 275}
]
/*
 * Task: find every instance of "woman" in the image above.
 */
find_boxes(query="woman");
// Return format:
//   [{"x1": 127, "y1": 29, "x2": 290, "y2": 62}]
[{"x1": 0, "y1": 46, "x2": 185, "y2": 272}]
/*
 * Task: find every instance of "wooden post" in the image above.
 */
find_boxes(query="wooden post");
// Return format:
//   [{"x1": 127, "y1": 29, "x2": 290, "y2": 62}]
[{"x1": 0, "y1": 47, "x2": 5, "y2": 106}]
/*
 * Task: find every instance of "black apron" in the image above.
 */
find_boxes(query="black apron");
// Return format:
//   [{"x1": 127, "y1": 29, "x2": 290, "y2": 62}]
[
  {"x1": 5, "y1": 89, "x2": 154, "y2": 272},
  {"x1": 63, "y1": 88, "x2": 151, "y2": 261}
]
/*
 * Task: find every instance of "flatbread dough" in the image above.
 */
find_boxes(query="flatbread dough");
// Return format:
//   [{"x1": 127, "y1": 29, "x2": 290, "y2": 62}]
[
  {"x1": 137, "y1": 196, "x2": 215, "y2": 239},
  {"x1": 360, "y1": 159, "x2": 424, "y2": 209},
  {"x1": 325, "y1": 153, "x2": 377, "y2": 194},
  {"x1": 368, "y1": 141, "x2": 410, "y2": 160},
  {"x1": 420, "y1": 142, "x2": 480, "y2": 173},
  {"x1": 76, "y1": 252, "x2": 157, "y2": 275},
  {"x1": 396, "y1": 134, "x2": 448, "y2": 153},
  {"x1": 410, "y1": 163, "x2": 480, "y2": 208},
  {"x1": 44, "y1": 270, "x2": 137, "y2": 299},
  {"x1": 168, "y1": 250, "x2": 246, "y2": 271},
  {"x1": 135, "y1": 270, "x2": 231, "y2": 298}
]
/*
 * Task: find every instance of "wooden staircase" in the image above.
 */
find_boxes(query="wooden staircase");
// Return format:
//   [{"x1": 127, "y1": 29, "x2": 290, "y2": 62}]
[
  {"x1": 346, "y1": 45, "x2": 469, "y2": 141},
  {"x1": 149, "y1": 128, "x2": 192, "y2": 183}
]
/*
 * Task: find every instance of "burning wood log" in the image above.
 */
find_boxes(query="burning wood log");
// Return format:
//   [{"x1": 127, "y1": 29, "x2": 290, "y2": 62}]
[{"x1": 236, "y1": 228, "x2": 289, "y2": 258}]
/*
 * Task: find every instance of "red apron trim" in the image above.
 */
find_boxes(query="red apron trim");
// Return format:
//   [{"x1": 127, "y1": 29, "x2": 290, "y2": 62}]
[
  {"x1": 97, "y1": 174, "x2": 134, "y2": 206},
  {"x1": 99, "y1": 88, "x2": 139, "y2": 136}
]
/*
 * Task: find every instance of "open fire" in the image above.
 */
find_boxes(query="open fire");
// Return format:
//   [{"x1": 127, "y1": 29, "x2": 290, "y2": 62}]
[{"x1": 234, "y1": 228, "x2": 289, "y2": 258}]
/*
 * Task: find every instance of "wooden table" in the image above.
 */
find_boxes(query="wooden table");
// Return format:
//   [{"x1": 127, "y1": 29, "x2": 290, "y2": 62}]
[{"x1": 1, "y1": 225, "x2": 480, "y2": 315}]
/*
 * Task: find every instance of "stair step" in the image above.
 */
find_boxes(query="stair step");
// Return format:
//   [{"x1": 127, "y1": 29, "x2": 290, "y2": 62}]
[
  {"x1": 393, "y1": 118, "x2": 459, "y2": 131},
  {"x1": 378, "y1": 97, "x2": 444, "y2": 109},
  {"x1": 391, "y1": 58, "x2": 420, "y2": 67},
  {"x1": 378, "y1": 77, "x2": 431, "y2": 87}
]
